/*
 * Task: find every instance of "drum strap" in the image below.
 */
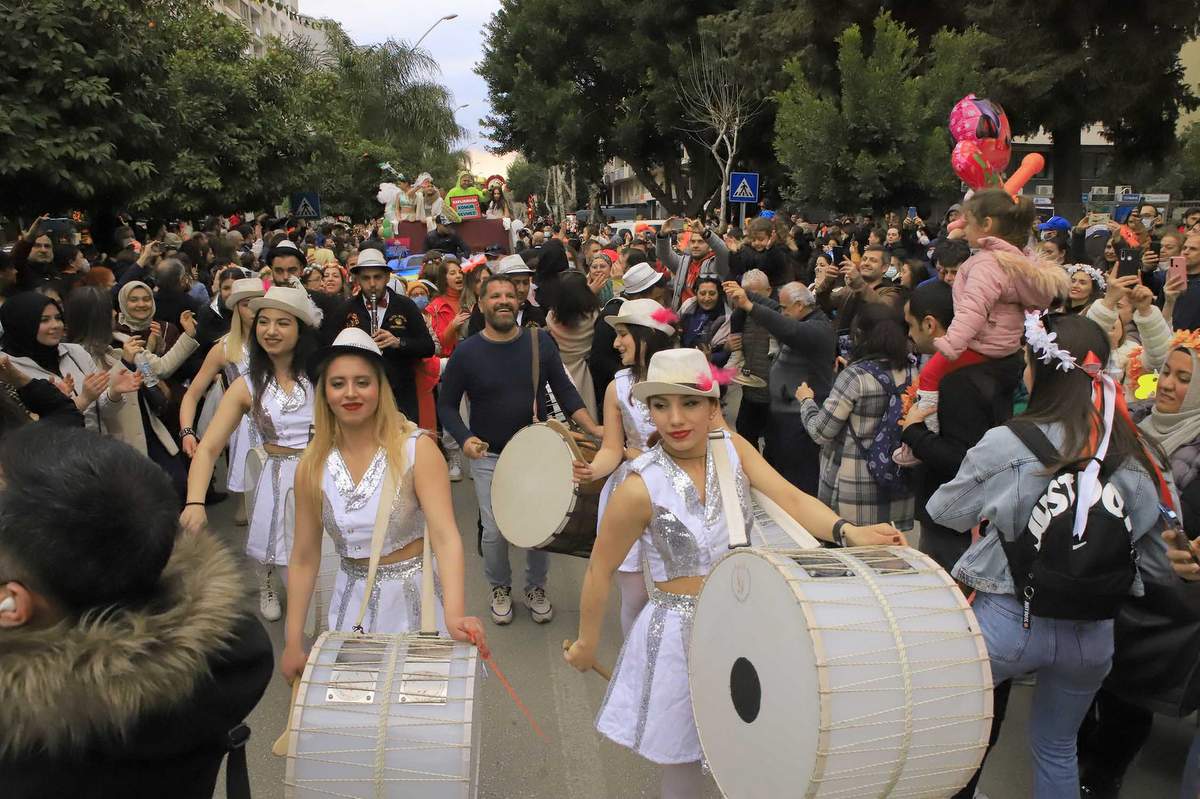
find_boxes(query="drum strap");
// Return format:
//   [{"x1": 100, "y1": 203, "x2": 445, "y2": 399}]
[
  {"x1": 530, "y1": 327, "x2": 540, "y2": 424},
  {"x1": 708, "y1": 431, "x2": 750, "y2": 549}
]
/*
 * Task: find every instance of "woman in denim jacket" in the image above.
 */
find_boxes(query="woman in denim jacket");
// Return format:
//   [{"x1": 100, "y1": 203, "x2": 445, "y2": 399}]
[{"x1": 928, "y1": 313, "x2": 1176, "y2": 799}]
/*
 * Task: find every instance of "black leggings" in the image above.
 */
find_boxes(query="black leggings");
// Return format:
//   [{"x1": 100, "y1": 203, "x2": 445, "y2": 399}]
[{"x1": 1077, "y1": 688, "x2": 1155, "y2": 790}]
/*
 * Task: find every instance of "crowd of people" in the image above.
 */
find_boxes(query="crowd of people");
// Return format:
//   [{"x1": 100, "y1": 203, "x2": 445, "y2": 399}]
[{"x1": 2, "y1": 182, "x2": 1200, "y2": 799}]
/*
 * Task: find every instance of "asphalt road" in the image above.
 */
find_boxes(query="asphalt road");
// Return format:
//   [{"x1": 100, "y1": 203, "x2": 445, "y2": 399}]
[{"x1": 210, "y1": 471, "x2": 1195, "y2": 799}]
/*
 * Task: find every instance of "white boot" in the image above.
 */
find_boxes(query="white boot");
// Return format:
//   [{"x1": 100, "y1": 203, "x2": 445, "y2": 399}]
[
  {"x1": 259, "y1": 566, "x2": 281, "y2": 621},
  {"x1": 447, "y1": 449, "x2": 463, "y2": 482}
]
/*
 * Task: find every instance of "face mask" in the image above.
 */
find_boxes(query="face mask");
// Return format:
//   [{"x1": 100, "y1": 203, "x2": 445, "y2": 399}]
[
  {"x1": 1140, "y1": 216, "x2": 1156, "y2": 228},
  {"x1": 884, "y1": 266, "x2": 899, "y2": 281},
  {"x1": 411, "y1": 294, "x2": 430, "y2": 310}
]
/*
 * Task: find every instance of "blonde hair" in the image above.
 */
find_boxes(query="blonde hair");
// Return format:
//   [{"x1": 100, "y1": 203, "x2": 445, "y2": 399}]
[
  {"x1": 296, "y1": 353, "x2": 420, "y2": 516},
  {"x1": 224, "y1": 300, "x2": 247, "y2": 363}
]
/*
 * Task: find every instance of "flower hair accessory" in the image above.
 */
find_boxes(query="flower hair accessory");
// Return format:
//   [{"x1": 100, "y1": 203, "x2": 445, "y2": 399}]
[
  {"x1": 1024, "y1": 311, "x2": 1077, "y2": 372},
  {"x1": 1065, "y1": 263, "x2": 1107, "y2": 291},
  {"x1": 695, "y1": 364, "x2": 737, "y2": 392}
]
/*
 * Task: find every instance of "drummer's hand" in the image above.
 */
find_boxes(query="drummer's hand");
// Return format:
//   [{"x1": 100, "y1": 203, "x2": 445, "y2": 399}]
[
  {"x1": 448, "y1": 615, "x2": 491, "y2": 658},
  {"x1": 563, "y1": 639, "x2": 596, "y2": 673},
  {"x1": 845, "y1": 523, "x2": 907, "y2": 547},
  {"x1": 462, "y1": 437, "x2": 489, "y2": 459},
  {"x1": 281, "y1": 643, "x2": 309, "y2": 684},
  {"x1": 1164, "y1": 529, "x2": 1200, "y2": 581},
  {"x1": 572, "y1": 459, "x2": 595, "y2": 484},
  {"x1": 180, "y1": 504, "x2": 207, "y2": 535}
]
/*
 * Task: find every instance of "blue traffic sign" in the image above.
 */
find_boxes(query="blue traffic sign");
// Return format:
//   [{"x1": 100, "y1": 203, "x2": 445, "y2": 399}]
[
  {"x1": 729, "y1": 172, "x2": 759, "y2": 204},
  {"x1": 291, "y1": 192, "x2": 321, "y2": 219}
]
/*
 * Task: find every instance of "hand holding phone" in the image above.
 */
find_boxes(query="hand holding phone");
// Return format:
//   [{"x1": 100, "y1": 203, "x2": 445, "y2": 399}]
[
  {"x1": 1117, "y1": 248, "x2": 1142, "y2": 278},
  {"x1": 1169, "y1": 255, "x2": 1188, "y2": 286}
]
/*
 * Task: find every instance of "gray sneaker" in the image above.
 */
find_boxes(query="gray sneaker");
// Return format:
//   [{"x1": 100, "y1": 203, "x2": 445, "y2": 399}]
[
  {"x1": 490, "y1": 586, "x2": 513, "y2": 625},
  {"x1": 525, "y1": 586, "x2": 554, "y2": 623}
]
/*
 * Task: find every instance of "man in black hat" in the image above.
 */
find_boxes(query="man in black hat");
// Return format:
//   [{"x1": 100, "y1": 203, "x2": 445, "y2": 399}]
[
  {"x1": 330, "y1": 247, "x2": 434, "y2": 421},
  {"x1": 424, "y1": 215, "x2": 470, "y2": 259},
  {"x1": 264, "y1": 239, "x2": 341, "y2": 342}
]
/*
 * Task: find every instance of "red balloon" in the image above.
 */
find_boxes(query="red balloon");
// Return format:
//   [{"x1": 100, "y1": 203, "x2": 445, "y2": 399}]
[{"x1": 952, "y1": 140, "x2": 989, "y2": 191}]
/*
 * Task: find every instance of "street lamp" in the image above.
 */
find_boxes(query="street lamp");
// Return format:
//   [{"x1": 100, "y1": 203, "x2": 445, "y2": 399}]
[{"x1": 413, "y1": 14, "x2": 457, "y2": 49}]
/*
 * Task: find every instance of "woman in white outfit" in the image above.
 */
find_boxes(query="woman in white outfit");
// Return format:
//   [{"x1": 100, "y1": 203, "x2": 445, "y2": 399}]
[
  {"x1": 571, "y1": 298, "x2": 676, "y2": 635},
  {"x1": 179, "y1": 277, "x2": 265, "y2": 524},
  {"x1": 181, "y1": 287, "x2": 321, "y2": 622},
  {"x1": 279, "y1": 327, "x2": 487, "y2": 681},
  {"x1": 565, "y1": 348, "x2": 904, "y2": 799}
]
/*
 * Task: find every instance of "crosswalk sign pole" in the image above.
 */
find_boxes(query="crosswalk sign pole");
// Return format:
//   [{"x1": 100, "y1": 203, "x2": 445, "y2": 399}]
[{"x1": 739, "y1": 202, "x2": 746, "y2": 229}]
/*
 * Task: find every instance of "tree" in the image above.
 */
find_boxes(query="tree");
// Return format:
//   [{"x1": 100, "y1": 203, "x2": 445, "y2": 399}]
[
  {"x1": 676, "y1": 42, "x2": 762, "y2": 223},
  {"x1": 477, "y1": 0, "x2": 728, "y2": 216},
  {"x1": 773, "y1": 13, "x2": 987, "y2": 211},
  {"x1": 964, "y1": 1, "x2": 1200, "y2": 222},
  {"x1": 0, "y1": 0, "x2": 173, "y2": 215},
  {"x1": 506, "y1": 156, "x2": 548, "y2": 208}
]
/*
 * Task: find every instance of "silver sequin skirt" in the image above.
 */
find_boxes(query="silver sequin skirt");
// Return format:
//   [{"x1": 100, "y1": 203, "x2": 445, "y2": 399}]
[
  {"x1": 596, "y1": 588, "x2": 700, "y2": 764},
  {"x1": 330, "y1": 553, "x2": 444, "y2": 634}
]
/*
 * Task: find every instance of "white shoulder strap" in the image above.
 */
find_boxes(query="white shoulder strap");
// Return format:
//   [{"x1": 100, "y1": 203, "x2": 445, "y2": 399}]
[
  {"x1": 708, "y1": 431, "x2": 749, "y2": 549},
  {"x1": 352, "y1": 465, "x2": 398, "y2": 633}
]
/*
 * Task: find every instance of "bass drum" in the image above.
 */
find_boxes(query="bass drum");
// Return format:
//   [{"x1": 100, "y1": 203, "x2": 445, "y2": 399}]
[
  {"x1": 492, "y1": 421, "x2": 602, "y2": 557},
  {"x1": 285, "y1": 631, "x2": 481, "y2": 799},
  {"x1": 690, "y1": 546, "x2": 992, "y2": 799}
]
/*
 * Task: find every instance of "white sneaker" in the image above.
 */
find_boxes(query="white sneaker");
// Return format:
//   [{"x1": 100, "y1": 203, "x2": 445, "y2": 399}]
[
  {"x1": 490, "y1": 586, "x2": 513, "y2": 625},
  {"x1": 448, "y1": 454, "x2": 463, "y2": 482},
  {"x1": 259, "y1": 568, "x2": 281, "y2": 622},
  {"x1": 525, "y1": 586, "x2": 554, "y2": 623}
]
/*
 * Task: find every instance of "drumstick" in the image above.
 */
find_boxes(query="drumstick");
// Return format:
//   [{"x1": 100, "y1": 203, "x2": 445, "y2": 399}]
[
  {"x1": 562, "y1": 638, "x2": 612, "y2": 681},
  {"x1": 272, "y1": 679, "x2": 301, "y2": 757}
]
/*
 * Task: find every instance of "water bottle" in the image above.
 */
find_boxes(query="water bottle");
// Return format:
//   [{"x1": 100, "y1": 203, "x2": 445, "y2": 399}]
[{"x1": 134, "y1": 350, "x2": 158, "y2": 388}]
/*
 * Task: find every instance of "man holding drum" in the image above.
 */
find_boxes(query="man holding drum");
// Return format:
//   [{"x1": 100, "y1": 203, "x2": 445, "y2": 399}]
[{"x1": 439, "y1": 273, "x2": 603, "y2": 625}]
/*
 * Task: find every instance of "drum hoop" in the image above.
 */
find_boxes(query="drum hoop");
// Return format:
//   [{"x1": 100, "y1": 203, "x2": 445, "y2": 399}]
[
  {"x1": 284, "y1": 630, "x2": 332, "y2": 795},
  {"x1": 908, "y1": 548, "x2": 996, "y2": 757},
  {"x1": 494, "y1": 423, "x2": 581, "y2": 548}
]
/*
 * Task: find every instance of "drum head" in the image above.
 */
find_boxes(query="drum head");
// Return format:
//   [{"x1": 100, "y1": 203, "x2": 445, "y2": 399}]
[
  {"x1": 492, "y1": 425, "x2": 577, "y2": 548},
  {"x1": 691, "y1": 549, "x2": 820, "y2": 798}
]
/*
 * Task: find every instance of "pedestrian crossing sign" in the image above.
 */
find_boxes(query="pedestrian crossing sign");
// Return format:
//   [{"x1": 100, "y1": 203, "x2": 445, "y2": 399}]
[
  {"x1": 291, "y1": 192, "x2": 321, "y2": 219},
  {"x1": 729, "y1": 172, "x2": 759, "y2": 203}
]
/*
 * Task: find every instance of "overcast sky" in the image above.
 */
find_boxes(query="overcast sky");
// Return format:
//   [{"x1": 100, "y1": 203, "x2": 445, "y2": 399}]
[{"x1": 299, "y1": 0, "x2": 513, "y2": 175}]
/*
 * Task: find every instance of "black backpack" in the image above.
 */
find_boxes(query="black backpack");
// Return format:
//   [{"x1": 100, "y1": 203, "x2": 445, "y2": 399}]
[{"x1": 1004, "y1": 420, "x2": 1138, "y2": 627}]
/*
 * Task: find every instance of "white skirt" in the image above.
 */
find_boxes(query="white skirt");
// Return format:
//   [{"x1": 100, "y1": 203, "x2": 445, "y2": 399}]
[
  {"x1": 596, "y1": 589, "x2": 699, "y2": 764},
  {"x1": 599, "y1": 461, "x2": 642, "y2": 573},
  {"x1": 329, "y1": 553, "x2": 445, "y2": 634},
  {"x1": 244, "y1": 452, "x2": 297, "y2": 566},
  {"x1": 226, "y1": 414, "x2": 259, "y2": 493}
]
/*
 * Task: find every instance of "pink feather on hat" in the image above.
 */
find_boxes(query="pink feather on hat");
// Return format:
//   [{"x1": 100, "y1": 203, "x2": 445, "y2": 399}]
[
  {"x1": 696, "y1": 363, "x2": 737, "y2": 391},
  {"x1": 651, "y1": 307, "x2": 679, "y2": 326}
]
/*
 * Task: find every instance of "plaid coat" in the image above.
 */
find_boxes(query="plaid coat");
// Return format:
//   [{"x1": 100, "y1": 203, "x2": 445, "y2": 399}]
[{"x1": 798, "y1": 359, "x2": 917, "y2": 529}]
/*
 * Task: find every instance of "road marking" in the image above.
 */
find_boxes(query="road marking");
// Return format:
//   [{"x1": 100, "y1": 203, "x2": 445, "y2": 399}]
[{"x1": 547, "y1": 633, "x2": 608, "y2": 799}]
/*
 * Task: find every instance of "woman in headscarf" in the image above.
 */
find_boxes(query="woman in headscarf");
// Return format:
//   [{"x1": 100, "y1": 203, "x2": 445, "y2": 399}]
[
  {"x1": 0, "y1": 292, "x2": 139, "y2": 430},
  {"x1": 64, "y1": 287, "x2": 198, "y2": 499},
  {"x1": 677, "y1": 276, "x2": 731, "y2": 364},
  {"x1": 536, "y1": 238, "x2": 571, "y2": 309},
  {"x1": 115, "y1": 281, "x2": 180, "y2": 357},
  {"x1": 1076, "y1": 331, "x2": 1200, "y2": 796}
]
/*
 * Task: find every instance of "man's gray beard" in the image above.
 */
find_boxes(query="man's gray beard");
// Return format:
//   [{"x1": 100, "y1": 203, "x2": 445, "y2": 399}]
[{"x1": 488, "y1": 312, "x2": 516, "y2": 332}]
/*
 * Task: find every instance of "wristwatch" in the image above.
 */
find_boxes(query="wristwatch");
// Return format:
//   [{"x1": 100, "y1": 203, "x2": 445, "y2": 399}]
[
  {"x1": 179, "y1": 427, "x2": 197, "y2": 441},
  {"x1": 831, "y1": 518, "x2": 849, "y2": 547}
]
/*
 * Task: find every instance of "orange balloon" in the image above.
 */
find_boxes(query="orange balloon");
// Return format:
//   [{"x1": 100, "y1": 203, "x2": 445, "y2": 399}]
[{"x1": 1003, "y1": 153, "x2": 1046, "y2": 197}]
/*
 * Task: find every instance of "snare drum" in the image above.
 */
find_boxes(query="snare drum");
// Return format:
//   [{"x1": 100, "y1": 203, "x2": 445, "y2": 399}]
[
  {"x1": 691, "y1": 546, "x2": 992, "y2": 799},
  {"x1": 285, "y1": 631, "x2": 481, "y2": 799},
  {"x1": 492, "y1": 422, "x2": 603, "y2": 557}
]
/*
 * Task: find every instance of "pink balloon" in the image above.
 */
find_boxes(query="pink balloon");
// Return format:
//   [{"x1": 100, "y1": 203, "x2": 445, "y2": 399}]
[
  {"x1": 952, "y1": 140, "x2": 989, "y2": 191},
  {"x1": 949, "y1": 94, "x2": 983, "y2": 143}
]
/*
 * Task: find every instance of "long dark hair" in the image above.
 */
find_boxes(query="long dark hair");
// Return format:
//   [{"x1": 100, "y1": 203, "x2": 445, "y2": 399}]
[
  {"x1": 247, "y1": 309, "x2": 320, "y2": 421},
  {"x1": 850, "y1": 302, "x2": 909, "y2": 369},
  {"x1": 548, "y1": 270, "x2": 599, "y2": 328},
  {"x1": 1022, "y1": 313, "x2": 1164, "y2": 476},
  {"x1": 628, "y1": 325, "x2": 676, "y2": 382},
  {"x1": 63, "y1": 287, "x2": 116, "y2": 366}
]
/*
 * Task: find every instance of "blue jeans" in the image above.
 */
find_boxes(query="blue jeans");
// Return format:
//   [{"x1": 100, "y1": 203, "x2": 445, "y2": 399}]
[
  {"x1": 1182, "y1": 729, "x2": 1200, "y2": 799},
  {"x1": 974, "y1": 591, "x2": 1115, "y2": 799},
  {"x1": 470, "y1": 454, "x2": 549, "y2": 591}
]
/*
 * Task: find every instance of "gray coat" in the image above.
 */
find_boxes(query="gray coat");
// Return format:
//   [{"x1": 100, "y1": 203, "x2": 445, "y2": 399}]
[
  {"x1": 928, "y1": 421, "x2": 1175, "y2": 596},
  {"x1": 745, "y1": 295, "x2": 835, "y2": 416}
]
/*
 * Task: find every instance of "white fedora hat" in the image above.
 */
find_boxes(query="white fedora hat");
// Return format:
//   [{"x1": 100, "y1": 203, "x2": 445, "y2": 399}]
[
  {"x1": 225, "y1": 277, "x2": 265, "y2": 310},
  {"x1": 631, "y1": 348, "x2": 720, "y2": 403},
  {"x1": 306, "y1": 327, "x2": 383, "y2": 380},
  {"x1": 621, "y1": 262, "x2": 664, "y2": 295},
  {"x1": 248, "y1": 286, "x2": 321, "y2": 328},
  {"x1": 604, "y1": 298, "x2": 676, "y2": 335},
  {"x1": 497, "y1": 254, "x2": 533, "y2": 275},
  {"x1": 350, "y1": 248, "x2": 388, "y2": 273}
]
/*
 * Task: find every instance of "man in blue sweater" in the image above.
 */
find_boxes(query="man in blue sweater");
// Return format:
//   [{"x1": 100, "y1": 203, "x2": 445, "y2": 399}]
[{"x1": 439, "y1": 274, "x2": 602, "y2": 625}]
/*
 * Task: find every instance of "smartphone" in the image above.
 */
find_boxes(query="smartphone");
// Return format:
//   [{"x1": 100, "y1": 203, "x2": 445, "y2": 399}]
[
  {"x1": 1117, "y1": 249, "x2": 1142, "y2": 278},
  {"x1": 830, "y1": 246, "x2": 846, "y2": 264},
  {"x1": 38, "y1": 217, "x2": 75, "y2": 243},
  {"x1": 1089, "y1": 212, "x2": 1111, "y2": 226},
  {"x1": 906, "y1": 207, "x2": 917, "y2": 220},
  {"x1": 661, "y1": 218, "x2": 686, "y2": 234},
  {"x1": 1149, "y1": 241, "x2": 1162, "y2": 256},
  {"x1": 1169, "y1": 255, "x2": 1188, "y2": 285}
]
